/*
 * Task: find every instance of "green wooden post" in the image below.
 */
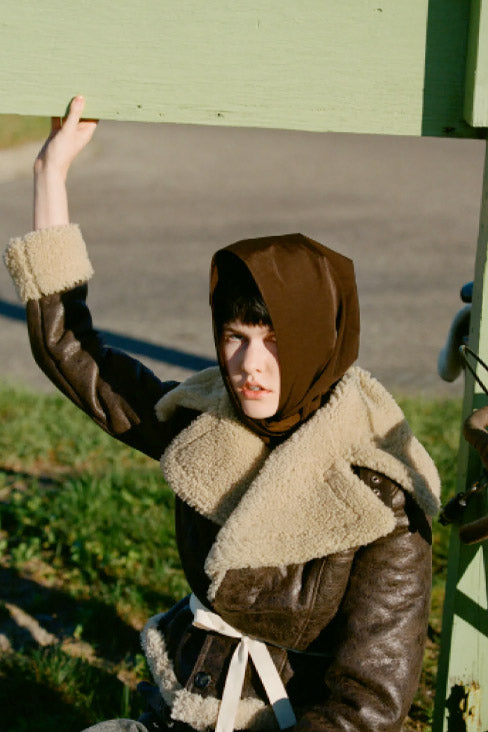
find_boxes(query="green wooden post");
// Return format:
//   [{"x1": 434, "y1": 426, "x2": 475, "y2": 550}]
[
  {"x1": 433, "y1": 3, "x2": 488, "y2": 727},
  {"x1": 465, "y1": 0, "x2": 488, "y2": 128},
  {"x1": 433, "y1": 140, "x2": 488, "y2": 730}
]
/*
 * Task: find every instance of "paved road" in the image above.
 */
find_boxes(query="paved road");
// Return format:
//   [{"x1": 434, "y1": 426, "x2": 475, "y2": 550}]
[{"x1": 0, "y1": 121, "x2": 485, "y2": 397}]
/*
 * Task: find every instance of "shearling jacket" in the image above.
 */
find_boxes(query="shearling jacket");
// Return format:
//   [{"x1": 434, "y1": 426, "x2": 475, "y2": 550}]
[{"x1": 4, "y1": 225, "x2": 440, "y2": 732}]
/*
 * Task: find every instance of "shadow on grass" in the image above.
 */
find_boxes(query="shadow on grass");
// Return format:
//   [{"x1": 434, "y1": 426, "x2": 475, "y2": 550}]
[
  {"x1": 0, "y1": 566, "x2": 176, "y2": 660},
  {"x1": 0, "y1": 644, "x2": 143, "y2": 732},
  {"x1": 0, "y1": 463, "x2": 185, "y2": 648},
  {"x1": 0, "y1": 672, "x2": 93, "y2": 732},
  {"x1": 0, "y1": 567, "x2": 157, "y2": 730},
  {"x1": 1, "y1": 466, "x2": 62, "y2": 487}
]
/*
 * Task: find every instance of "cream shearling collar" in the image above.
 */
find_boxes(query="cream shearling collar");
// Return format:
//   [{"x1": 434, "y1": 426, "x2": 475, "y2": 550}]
[{"x1": 156, "y1": 367, "x2": 440, "y2": 599}]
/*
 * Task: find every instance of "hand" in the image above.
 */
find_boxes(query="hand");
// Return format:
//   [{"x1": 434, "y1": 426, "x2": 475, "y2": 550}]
[
  {"x1": 33, "y1": 96, "x2": 98, "y2": 229},
  {"x1": 34, "y1": 95, "x2": 98, "y2": 181}
]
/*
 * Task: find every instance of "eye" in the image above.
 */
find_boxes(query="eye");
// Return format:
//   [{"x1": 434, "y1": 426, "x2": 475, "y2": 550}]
[{"x1": 223, "y1": 332, "x2": 244, "y2": 343}]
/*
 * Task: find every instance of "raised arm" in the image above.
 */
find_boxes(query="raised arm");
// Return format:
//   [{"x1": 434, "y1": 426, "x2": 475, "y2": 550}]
[
  {"x1": 33, "y1": 95, "x2": 97, "y2": 230},
  {"x1": 4, "y1": 98, "x2": 184, "y2": 459}
]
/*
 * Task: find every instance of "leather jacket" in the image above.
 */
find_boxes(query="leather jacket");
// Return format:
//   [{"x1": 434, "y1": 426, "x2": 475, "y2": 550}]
[
  {"x1": 4, "y1": 226, "x2": 439, "y2": 731},
  {"x1": 23, "y1": 287, "x2": 436, "y2": 732}
]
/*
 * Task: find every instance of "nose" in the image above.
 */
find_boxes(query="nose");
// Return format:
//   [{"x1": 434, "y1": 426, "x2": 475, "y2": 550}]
[{"x1": 241, "y1": 338, "x2": 266, "y2": 376}]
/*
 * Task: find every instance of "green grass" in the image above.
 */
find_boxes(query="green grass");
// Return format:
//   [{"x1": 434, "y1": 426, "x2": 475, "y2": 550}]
[
  {"x1": 0, "y1": 383, "x2": 461, "y2": 730},
  {"x1": 398, "y1": 396, "x2": 461, "y2": 731},
  {"x1": 0, "y1": 115, "x2": 49, "y2": 149}
]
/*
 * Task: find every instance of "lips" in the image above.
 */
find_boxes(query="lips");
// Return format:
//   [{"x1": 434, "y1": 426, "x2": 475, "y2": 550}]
[{"x1": 239, "y1": 381, "x2": 271, "y2": 399}]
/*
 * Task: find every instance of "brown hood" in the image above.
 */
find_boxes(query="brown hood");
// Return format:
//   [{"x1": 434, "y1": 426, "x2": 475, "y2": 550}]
[{"x1": 210, "y1": 233, "x2": 360, "y2": 441}]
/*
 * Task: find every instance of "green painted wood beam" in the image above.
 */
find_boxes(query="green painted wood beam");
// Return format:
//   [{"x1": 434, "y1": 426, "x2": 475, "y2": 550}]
[{"x1": 0, "y1": 0, "x2": 483, "y2": 138}]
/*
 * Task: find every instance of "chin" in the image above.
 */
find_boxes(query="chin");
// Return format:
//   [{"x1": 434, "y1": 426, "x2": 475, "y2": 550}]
[{"x1": 241, "y1": 402, "x2": 278, "y2": 419}]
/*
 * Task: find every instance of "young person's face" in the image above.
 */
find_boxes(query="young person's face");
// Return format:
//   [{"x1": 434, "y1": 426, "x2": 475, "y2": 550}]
[{"x1": 221, "y1": 319, "x2": 280, "y2": 419}]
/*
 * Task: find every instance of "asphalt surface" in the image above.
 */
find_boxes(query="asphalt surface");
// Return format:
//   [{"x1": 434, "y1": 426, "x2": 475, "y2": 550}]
[{"x1": 0, "y1": 121, "x2": 485, "y2": 397}]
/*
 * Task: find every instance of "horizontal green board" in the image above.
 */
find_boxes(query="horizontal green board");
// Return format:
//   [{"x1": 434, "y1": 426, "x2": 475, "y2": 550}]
[{"x1": 0, "y1": 0, "x2": 483, "y2": 137}]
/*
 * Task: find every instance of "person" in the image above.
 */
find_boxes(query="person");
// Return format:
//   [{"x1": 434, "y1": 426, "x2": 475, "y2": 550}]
[{"x1": 4, "y1": 97, "x2": 440, "y2": 732}]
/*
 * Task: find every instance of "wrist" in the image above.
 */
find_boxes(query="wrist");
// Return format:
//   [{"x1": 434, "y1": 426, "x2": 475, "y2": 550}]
[
  {"x1": 33, "y1": 166, "x2": 70, "y2": 230},
  {"x1": 34, "y1": 157, "x2": 67, "y2": 183}
]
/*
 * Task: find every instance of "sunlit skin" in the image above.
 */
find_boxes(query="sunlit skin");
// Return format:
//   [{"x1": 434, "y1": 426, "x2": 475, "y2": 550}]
[{"x1": 221, "y1": 320, "x2": 281, "y2": 419}]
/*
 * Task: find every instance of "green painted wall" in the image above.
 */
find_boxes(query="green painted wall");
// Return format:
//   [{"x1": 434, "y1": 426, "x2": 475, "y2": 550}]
[{"x1": 0, "y1": 0, "x2": 483, "y2": 137}]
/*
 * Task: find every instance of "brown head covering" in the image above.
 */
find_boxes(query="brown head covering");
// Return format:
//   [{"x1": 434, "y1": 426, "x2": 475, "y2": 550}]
[{"x1": 210, "y1": 233, "x2": 360, "y2": 442}]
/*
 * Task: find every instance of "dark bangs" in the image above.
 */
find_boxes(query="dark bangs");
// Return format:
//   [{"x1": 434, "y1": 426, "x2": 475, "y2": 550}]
[{"x1": 212, "y1": 252, "x2": 272, "y2": 333}]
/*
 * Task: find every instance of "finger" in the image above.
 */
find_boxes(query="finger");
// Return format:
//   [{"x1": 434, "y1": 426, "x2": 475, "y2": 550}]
[{"x1": 63, "y1": 95, "x2": 86, "y2": 130}]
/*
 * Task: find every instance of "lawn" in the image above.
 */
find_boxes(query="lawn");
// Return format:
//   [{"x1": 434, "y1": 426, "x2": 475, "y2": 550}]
[
  {"x1": 0, "y1": 383, "x2": 461, "y2": 731},
  {"x1": 0, "y1": 115, "x2": 49, "y2": 149}
]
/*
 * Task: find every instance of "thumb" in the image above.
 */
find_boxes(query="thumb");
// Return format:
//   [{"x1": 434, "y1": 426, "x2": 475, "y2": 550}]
[{"x1": 63, "y1": 95, "x2": 86, "y2": 131}]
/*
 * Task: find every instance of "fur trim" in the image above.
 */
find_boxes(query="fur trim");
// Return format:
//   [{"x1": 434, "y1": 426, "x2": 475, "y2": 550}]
[
  {"x1": 171, "y1": 689, "x2": 275, "y2": 731},
  {"x1": 4, "y1": 224, "x2": 93, "y2": 302},
  {"x1": 155, "y1": 367, "x2": 234, "y2": 421},
  {"x1": 158, "y1": 366, "x2": 440, "y2": 599},
  {"x1": 141, "y1": 613, "x2": 181, "y2": 706},
  {"x1": 141, "y1": 614, "x2": 275, "y2": 731},
  {"x1": 161, "y1": 407, "x2": 269, "y2": 526}
]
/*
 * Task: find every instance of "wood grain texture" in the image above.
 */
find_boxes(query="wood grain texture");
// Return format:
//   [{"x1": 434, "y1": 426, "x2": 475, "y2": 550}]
[
  {"x1": 0, "y1": 0, "x2": 482, "y2": 137},
  {"x1": 465, "y1": 0, "x2": 488, "y2": 127}
]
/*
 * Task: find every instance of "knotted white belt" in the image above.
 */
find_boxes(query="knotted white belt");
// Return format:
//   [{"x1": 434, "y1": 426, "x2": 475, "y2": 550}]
[{"x1": 190, "y1": 593, "x2": 296, "y2": 732}]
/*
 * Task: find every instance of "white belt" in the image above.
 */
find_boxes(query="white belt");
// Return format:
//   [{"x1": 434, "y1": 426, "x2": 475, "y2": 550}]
[{"x1": 190, "y1": 593, "x2": 297, "y2": 732}]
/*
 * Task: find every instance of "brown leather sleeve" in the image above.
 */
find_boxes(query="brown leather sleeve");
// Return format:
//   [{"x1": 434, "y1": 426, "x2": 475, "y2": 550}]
[
  {"x1": 26, "y1": 286, "x2": 188, "y2": 460},
  {"x1": 295, "y1": 479, "x2": 432, "y2": 732}
]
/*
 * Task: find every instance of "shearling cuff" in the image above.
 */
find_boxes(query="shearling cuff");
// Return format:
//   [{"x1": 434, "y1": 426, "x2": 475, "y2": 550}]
[{"x1": 3, "y1": 224, "x2": 94, "y2": 303}]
